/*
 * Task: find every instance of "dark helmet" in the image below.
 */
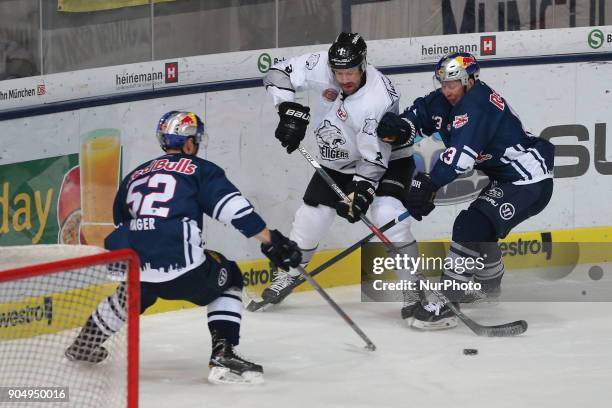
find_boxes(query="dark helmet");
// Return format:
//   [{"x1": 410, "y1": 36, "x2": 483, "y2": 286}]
[{"x1": 328, "y1": 32, "x2": 367, "y2": 70}]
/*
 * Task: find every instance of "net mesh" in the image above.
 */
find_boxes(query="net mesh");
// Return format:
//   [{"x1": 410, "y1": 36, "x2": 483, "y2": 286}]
[{"x1": 0, "y1": 247, "x2": 138, "y2": 408}]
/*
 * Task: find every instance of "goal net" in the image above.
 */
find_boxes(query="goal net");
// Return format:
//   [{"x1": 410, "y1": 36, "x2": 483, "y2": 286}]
[{"x1": 0, "y1": 245, "x2": 140, "y2": 407}]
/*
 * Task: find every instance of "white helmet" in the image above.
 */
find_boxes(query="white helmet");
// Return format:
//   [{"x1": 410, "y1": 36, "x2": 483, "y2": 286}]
[
  {"x1": 434, "y1": 52, "x2": 480, "y2": 86},
  {"x1": 156, "y1": 111, "x2": 205, "y2": 151}
]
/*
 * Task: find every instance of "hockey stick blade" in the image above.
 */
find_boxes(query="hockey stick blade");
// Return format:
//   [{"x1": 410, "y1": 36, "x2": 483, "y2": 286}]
[
  {"x1": 465, "y1": 317, "x2": 528, "y2": 337},
  {"x1": 246, "y1": 285, "x2": 301, "y2": 312},
  {"x1": 451, "y1": 304, "x2": 528, "y2": 337}
]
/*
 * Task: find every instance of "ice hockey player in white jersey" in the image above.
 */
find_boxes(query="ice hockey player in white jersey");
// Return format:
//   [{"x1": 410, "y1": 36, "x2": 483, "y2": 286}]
[
  {"x1": 262, "y1": 32, "x2": 420, "y2": 316},
  {"x1": 65, "y1": 111, "x2": 302, "y2": 384}
]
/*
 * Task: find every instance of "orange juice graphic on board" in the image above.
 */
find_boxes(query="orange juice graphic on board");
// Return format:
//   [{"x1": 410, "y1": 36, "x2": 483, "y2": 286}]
[{"x1": 79, "y1": 128, "x2": 121, "y2": 247}]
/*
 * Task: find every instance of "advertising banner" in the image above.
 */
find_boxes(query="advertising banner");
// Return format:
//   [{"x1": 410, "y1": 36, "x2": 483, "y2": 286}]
[
  {"x1": 57, "y1": 0, "x2": 174, "y2": 13},
  {"x1": 2, "y1": 26, "x2": 611, "y2": 113},
  {"x1": 0, "y1": 155, "x2": 77, "y2": 245}
]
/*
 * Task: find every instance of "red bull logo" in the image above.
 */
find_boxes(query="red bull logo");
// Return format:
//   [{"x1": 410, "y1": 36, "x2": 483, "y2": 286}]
[
  {"x1": 179, "y1": 113, "x2": 196, "y2": 126},
  {"x1": 457, "y1": 55, "x2": 476, "y2": 68}
]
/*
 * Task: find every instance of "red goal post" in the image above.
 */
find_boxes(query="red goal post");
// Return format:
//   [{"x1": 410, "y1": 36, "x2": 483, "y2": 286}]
[{"x1": 0, "y1": 247, "x2": 140, "y2": 408}]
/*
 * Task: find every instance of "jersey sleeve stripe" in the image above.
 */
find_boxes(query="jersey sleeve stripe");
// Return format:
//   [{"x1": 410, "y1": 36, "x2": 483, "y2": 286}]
[
  {"x1": 213, "y1": 192, "x2": 241, "y2": 220},
  {"x1": 233, "y1": 206, "x2": 254, "y2": 219},
  {"x1": 354, "y1": 173, "x2": 379, "y2": 183},
  {"x1": 527, "y1": 147, "x2": 548, "y2": 174},
  {"x1": 217, "y1": 195, "x2": 254, "y2": 224},
  {"x1": 268, "y1": 67, "x2": 290, "y2": 77},
  {"x1": 265, "y1": 85, "x2": 296, "y2": 93},
  {"x1": 501, "y1": 156, "x2": 531, "y2": 180},
  {"x1": 455, "y1": 152, "x2": 476, "y2": 173},
  {"x1": 463, "y1": 145, "x2": 478, "y2": 158}
]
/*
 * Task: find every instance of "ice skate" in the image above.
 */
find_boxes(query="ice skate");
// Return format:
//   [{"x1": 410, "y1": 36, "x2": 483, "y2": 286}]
[
  {"x1": 65, "y1": 341, "x2": 109, "y2": 364},
  {"x1": 261, "y1": 270, "x2": 297, "y2": 305},
  {"x1": 411, "y1": 301, "x2": 458, "y2": 330},
  {"x1": 400, "y1": 289, "x2": 421, "y2": 321},
  {"x1": 208, "y1": 336, "x2": 263, "y2": 385}
]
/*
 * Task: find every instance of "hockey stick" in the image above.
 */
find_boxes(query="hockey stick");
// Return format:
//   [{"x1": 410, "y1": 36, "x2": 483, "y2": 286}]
[
  {"x1": 295, "y1": 265, "x2": 376, "y2": 351},
  {"x1": 297, "y1": 146, "x2": 527, "y2": 337},
  {"x1": 246, "y1": 210, "x2": 411, "y2": 312}
]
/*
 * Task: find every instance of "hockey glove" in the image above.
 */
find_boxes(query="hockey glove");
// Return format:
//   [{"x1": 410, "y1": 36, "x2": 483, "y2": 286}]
[
  {"x1": 261, "y1": 229, "x2": 302, "y2": 271},
  {"x1": 403, "y1": 173, "x2": 437, "y2": 221},
  {"x1": 336, "y1": 180, "x2": 376, "y2": 223},
  {"x1": 275, "y1": 102, "x2": 311, "y2": 154},
  {"x1": 377, "y1": 112, "x2": 416, "y2": 147}
]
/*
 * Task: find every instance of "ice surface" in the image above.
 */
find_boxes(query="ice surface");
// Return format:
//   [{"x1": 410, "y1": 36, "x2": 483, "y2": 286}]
[{"x1": 139, "y1": 285, "x2": 612, "y2": 408}]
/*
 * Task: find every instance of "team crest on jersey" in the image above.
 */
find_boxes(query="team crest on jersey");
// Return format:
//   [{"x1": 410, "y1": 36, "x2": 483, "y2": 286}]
[
  {"x1": 306, "y1": 54, "x2": 320, "y2": 70},
  {"x1": 323, "y1": 88, "x2": 339, "y2": 102},
  {"x1": 489, "y1": 92, "x2": 505, "y2": 110},
  {"x1": 362, "y1": 118, "x2": 378, "y2": 136},
  {"x1": 316, "y1": 120, "x2": 349, "y2": 161},
  {"x1": 476, "y1": 153, "x2": 493, "y2": 163},
  {"x1": 337, "y1": 103, "x2": 348, "y2": 121},
  {"x1": 452, "y1": 114, "x2": 469, "y2": 129}
]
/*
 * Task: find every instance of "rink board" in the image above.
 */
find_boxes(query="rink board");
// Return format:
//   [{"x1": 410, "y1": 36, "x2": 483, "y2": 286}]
[{"x1": 144, "y1": 224, "x2": 612, "y2": 314}]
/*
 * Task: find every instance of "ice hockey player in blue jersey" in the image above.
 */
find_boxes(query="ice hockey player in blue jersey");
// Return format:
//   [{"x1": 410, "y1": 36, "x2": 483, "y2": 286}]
[
  {"x1": 65, "y1": 111, "x2": 302, "y2": 384},
  {"x1": 377, "y1": 53, "x2": 554, "y2": 330}
]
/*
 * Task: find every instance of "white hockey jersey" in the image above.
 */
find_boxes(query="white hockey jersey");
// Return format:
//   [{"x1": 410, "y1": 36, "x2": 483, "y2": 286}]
[{"x1": 264, "y1": 52, "x2": 413, "y2": 185}]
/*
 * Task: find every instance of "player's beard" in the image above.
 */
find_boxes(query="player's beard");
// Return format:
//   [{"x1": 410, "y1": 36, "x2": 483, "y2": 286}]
[{"x1": 341, "y1": 82, "x2": 358, "y2": 95}]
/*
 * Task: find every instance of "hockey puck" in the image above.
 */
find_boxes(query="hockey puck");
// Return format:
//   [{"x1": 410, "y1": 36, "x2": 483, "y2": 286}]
[{"x1": 463, "y1": 348, "x2": 478, "y2": 355}]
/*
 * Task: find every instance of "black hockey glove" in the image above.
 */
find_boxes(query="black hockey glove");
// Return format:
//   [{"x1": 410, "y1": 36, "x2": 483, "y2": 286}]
[
  {"x1": 261, "y1": 229, "x2": 302, "y2": 271},
  {"x1": 377, "y1": 112, "x2": 416, "y2": 147},
  {"x1": 403, "y1": 173, "x2": 437, "y2": 221},
  {"x1": 275, "y1": 101, "x2": 311, "y2": 154},
  {"x1": 336, "y1": 180, "x2": 376, "y2": 224}
]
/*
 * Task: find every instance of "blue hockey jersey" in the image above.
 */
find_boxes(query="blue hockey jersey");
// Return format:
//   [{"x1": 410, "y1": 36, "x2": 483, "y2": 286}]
[
  {"x1": 401, "y1": 81, "x2": 554, "y2": 188},
  {"x1": 106, "y1": 154, "x2": 266, "y2": 282}
]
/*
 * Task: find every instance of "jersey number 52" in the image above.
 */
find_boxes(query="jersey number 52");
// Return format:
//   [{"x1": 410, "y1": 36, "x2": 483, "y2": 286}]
[{"x1": 126, "y1": 174, "x2": 176, "y2": 218}]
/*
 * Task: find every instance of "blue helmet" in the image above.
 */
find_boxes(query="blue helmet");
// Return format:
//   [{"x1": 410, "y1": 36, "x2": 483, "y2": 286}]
[
  {"x1": 434, "y1": 52, "x2": 480, "y2": 86},
  {"x1": 156, "y1": 111, "x2": 205, "y2": 151}
]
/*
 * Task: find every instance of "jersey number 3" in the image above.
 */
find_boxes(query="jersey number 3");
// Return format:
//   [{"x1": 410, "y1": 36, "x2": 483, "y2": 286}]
[{"x1": 127, "y1": 174, "x2": 177, "y2": 218}]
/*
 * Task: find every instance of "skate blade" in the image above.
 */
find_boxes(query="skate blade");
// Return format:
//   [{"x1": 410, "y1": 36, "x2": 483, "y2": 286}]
[
  {"x1": 411, "y1": 316, "x2": 458, "y2": 331},
  {"x1": 208, "y1": 367, "x2": 264, "y2": 385}
]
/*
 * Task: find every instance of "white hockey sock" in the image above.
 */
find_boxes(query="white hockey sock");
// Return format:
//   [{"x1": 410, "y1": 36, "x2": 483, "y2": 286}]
[{"x1": 91, "y1": 285, "x2": 127, "y2": 337}]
